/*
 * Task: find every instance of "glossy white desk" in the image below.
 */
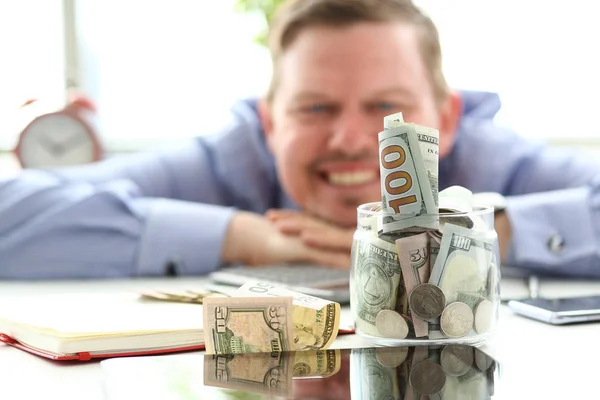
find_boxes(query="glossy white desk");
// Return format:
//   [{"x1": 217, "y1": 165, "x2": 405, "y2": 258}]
[{"x1": 1, "y1": 275, "x2": 599, "y2": 399}]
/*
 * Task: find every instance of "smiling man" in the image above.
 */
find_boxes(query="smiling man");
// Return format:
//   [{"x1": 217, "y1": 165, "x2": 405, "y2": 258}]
[{"x1": 1, "y1": 0, "x2": 600, "y2": 279}]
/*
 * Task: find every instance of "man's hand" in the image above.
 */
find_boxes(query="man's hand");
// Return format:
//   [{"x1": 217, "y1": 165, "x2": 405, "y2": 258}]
[
  {"x1": 221, "y1": 211, "x2": 351, "y2": 269},
  {"x1": 266, "y1": 209, "x2": 354, "y2": 253}
]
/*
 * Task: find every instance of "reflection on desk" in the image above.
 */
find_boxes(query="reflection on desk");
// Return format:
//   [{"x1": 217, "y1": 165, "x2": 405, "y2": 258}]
[{"x1": 102, "y1": 345, "x2": 498, "y2": 399}]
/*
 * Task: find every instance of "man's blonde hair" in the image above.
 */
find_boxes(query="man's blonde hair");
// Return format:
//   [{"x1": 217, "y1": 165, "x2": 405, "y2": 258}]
[{"x1": 266, "y1": 0, "x2": 449, "y2": 105}]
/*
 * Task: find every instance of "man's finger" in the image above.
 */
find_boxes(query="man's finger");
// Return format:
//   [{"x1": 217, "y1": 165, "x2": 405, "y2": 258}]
[
  {"x1": 265, "y1": 209, "x2": 302, "y2": 221},
  {"x1": 301, "y1": 227, "x2": 354, "y2": 251},
  {"x1": 273, "y1": 217, "x2": 306, "y2": 235},
  {"x1": 308, "y1": 248, "x2": 351, "y2": 270}
]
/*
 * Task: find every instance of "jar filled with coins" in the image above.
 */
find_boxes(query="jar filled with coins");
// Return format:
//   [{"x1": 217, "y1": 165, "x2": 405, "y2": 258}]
[
  {"x1": 350, "y1": 112, "x2": 500, "y2": 345},
  {"x1": 349, "y1": 201, "x2": 500, "y2": 345}
]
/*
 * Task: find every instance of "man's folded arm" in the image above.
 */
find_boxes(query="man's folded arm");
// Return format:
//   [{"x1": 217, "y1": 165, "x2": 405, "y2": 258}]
[
  {"x1": 0, "y1": 139, "x2": 239, "y2": 279},
  {"x1": 489, "y1": 128, "x2": 600, "y2": 277},
  {"x1": 504, "y1": 180, "x2": 600, "y2": 278}
]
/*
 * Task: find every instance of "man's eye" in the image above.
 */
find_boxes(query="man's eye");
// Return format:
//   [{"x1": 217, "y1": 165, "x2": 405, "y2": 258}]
[
  {"x1": 374, "y1": 102, "x2": 397, "y2": 111},
  {"x1": 302, "y1": 104, "x2": 331, "y2": 113}
]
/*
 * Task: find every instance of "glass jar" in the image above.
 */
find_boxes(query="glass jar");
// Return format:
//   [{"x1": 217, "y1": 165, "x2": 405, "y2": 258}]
[{"x1": 349, "y1": 202, "x2": 500, "y2": 346}]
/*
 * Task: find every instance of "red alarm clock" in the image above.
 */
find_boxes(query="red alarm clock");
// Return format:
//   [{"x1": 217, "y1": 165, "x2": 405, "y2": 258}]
[{"x1": 14, "y1": 94, "x2": 104, "y2": 169}]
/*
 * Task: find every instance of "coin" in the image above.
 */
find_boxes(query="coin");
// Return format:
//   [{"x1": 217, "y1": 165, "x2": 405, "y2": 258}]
[
  {"x1": 375, "y1": 346, "x2": 409, "y2": 368},
  {"x1": 474, "y1": 299, "x2": 493, "y2": 333},
  {"x1": 409, "y1": 360, "x2": 446, "y2": 395},
  {"x1": 409, "y1": 283, "x2": 446, "y2": 319},
  {"x1": 474, "y1": 348, "x2": 494, "y2": 371},
  {"x1": 440, "y1": 345, "x2": 474, "y2": 376},
  {"x1": 440, "y1": 302, "x2": 474, "y2": 338},
  {"x1": 375, "y1": 309, "x2": 409, "y2": 339}
]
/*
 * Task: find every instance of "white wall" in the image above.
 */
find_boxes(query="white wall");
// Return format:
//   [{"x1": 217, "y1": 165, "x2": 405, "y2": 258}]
[
  {"x1": 416, "y1": 0, "x2": 600, "y2": 143},
  {"x1": 2, "y1": 0, "x2": 599, "y2": 153},
  {"x1": 0, "y1": 0, "x2": 65, "y2": 150},
  {"x1": 76, "y1": 0, "x2": 270, "y2": 148}
]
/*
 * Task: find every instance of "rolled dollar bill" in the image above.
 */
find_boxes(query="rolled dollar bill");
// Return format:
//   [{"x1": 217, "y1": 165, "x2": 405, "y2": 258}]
[
  {"x1": 395, "y1": 232, "x2": 431, "y2": 337},
  {"x1": 203, "y1": 296, "x2": 294, "y2": 355},
  {"x1": 378, "y1": 113, "x2": 439, "y2": 234},
  {"x1": 235, "y1": 282, "x2": 340, "y2": 351},
  {"x1": 352, "y1": 231, "x2": 403, "y2": 337}
]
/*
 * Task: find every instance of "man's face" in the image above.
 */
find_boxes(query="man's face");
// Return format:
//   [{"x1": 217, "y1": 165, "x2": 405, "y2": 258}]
[{"x1": 261, "y1": 22, "x2": 459, "y2": 227}]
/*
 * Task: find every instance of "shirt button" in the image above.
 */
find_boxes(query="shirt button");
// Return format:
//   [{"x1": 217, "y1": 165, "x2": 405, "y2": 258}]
[{"x1": 547, "y1": 233, "x2": 565, "y2": 253}]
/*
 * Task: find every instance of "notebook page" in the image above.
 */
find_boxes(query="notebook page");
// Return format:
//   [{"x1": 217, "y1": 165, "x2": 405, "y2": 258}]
[{"x1": 0, "y1": 293, "x2": 203, "y2": 338}]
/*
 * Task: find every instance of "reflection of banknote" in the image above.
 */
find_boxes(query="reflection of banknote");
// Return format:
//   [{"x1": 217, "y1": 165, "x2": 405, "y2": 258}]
[
  {"x1": 235, "y1": 282, "x2": 340, "y2": 351},
  {"x1": 203, "y1": 296, "x2": 294, "y2": 355},
  {"x1": 428, "y1": 224, "x2": 494, "y2": 304},
  {"x1": 353, "y1": 233, "x2": 403, "y2": 337},
  {"x1": 350, "y1": 348, "x2": 400, "y2": 400},
  {"x1": 378, "y1": 116, "x2": 439, "y2": 234},
  {"x1": 396, "y1": 232, "x2": 430, "y2": 337},
  {"x1": 293, "y1": 349, "x2": 342, "y2": 379},
  {"x1": 204, "y1": 351, "x2": 293, "y2": 397}
]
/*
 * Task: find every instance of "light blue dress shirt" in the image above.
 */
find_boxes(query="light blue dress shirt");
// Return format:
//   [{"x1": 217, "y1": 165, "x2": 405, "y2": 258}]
[{"x1": 1, "y1": 91, "x2": 600, "y2": 279}]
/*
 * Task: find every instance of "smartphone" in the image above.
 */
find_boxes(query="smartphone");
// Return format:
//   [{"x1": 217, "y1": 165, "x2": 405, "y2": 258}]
[{"x1": 508, "y1": 295, "x2": 600, "y2": 325}]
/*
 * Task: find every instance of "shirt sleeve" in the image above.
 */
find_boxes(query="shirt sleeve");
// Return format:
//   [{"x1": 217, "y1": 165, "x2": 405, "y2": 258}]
[
  {"x1": 453, "y1": 118, "x2": 600, "y2": 277},
  {"x1": 0, "y1": 102, "x2": 277, "y2": 280}
]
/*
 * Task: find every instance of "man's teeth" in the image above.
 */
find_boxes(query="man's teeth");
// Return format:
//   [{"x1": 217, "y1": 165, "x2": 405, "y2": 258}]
[{"x1": 327, "y1": 171, "x2": 377, "y2": 186}]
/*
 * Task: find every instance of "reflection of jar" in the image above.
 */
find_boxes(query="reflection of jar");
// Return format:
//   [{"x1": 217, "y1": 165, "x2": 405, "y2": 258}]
[
  {"x1": 349, "y1": 345, "x2": 498, "y2": 399},
  {"x1": 350, "y1": 202, "x2": 500, "y2": 346}
]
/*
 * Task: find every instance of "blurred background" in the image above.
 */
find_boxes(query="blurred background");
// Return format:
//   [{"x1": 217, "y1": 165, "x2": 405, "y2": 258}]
[{"x1": 1, "y1": 0, "x2": 598, "y2": 172}]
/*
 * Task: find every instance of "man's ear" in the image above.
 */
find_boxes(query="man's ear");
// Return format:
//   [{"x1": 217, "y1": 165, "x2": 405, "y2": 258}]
[
  {"x1": 258, "y1": 99, "x2": 275, "y2": 152},
  {"x1": 438, "y1": 90, "x2": 462, "y2": 158}
]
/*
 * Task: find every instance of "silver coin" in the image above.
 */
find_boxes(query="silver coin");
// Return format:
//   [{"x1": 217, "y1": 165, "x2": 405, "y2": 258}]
[
  {"x1": 375, "y1": 309, "x2": 409, "y2": 339},
  {"x1": 474, "y1": 299, "x2": 493, "y2": 334},
  {"x1": 474, "y1": 348, "x2": 494, "y2": 371},
  {"x1": 440, "y1": 345, "x2": 474, "y2": 376},
  {"x1": 409, "y1": 283, "x2": 446, "y2": 319},
  {"x1": 409, "y1": 360, "x2": 446, "y2": 395},
  {"x1": 440, "y1": 302, "x2": 474, "y2": 338},
  {"x1": 375, "y1": 346, "x2": 409, "y2": 368}
]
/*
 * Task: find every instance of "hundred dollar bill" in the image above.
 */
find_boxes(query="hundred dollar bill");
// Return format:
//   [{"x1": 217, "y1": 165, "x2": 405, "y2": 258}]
[
  {"x1": 203, "y1": 350, "x2": 293, "y2": 397},
  {"x1": 428, "y1": 223, "x2": 495, "y2": 304},
  {"x1": 235, "y1": 282, "x2": 340, "y2": 351},
  {"x1": 378, "y1": 113, "x2": 439, "y2": 234},
  {"x1": 353, "y1": 231, "x2": 403, "y2": 337},
  {"x1": 203, "y1": 296, "x2": 294, "y2": 355},
  {"x1": 396, "y1": 232, "x2": 430, "y2": 337}
]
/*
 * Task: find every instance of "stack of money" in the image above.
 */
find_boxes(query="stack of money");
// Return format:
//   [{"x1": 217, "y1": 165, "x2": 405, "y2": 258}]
[
  {"x1": 350, "y1": 345, "x2": 497, "y2": 399},
  {"x1": 203, "y1": 281, "x2": 341, "y2": 355},
  {"x1": 352, "y1": 112, "x2": 498, "y2": 340}
]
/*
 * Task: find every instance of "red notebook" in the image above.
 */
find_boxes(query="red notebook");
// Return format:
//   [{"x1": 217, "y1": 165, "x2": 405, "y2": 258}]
[
  {"x1": 0, "y1": 293, "x2": 355, "y2": 362},
  {"x1": 0, "y1": 293, "x2": 206, "y2": 361}
]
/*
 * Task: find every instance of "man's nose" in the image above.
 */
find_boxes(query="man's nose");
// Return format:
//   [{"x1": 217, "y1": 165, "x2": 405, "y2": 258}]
[{"x1": 327, "y1": 111, "x2": 376, "y2": 155}]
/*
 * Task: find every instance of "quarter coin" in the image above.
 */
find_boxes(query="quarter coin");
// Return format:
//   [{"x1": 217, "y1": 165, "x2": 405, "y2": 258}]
[
  {"x1": 440, "y1": 302, "x2": 474, "y2": 338},
  {"x1": 409, "y1": 360, "x2": 446, "y2": 395},
  {"x1": 375, "y1": 309, "x2": 409, "y2": 339},
  {"x1": 440, "y1": 345, "x2": 474, "y2": 376},
  {"x1": 474, "y1": 299, "x2": 493, "y2": 334},
  {"x1": 409, "y1": 283, "x2": 446, "y2": 319}
]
